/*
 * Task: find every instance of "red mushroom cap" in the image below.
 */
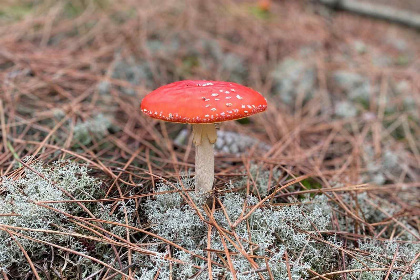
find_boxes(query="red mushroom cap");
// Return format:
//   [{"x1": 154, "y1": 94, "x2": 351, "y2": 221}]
[{"x1": 141, "y1": 80, "x2": 267, "y2": 123}]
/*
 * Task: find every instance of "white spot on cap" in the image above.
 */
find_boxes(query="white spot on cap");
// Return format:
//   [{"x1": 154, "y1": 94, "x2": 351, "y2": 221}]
[
  {"x1": 226, "y1": 103, "x2": 232, "y2": 107},
  {"x1": 199, "y1": 82, "x2": 214, "y2": 86},
  {"x1": 236, "y1": 95, "x2": 243, "y2": 100},
  {"x1": 219, "y1": 90, "x2": 223, "y2": 92},
  {"x1": 205, "y1": 114, "x2": 210, "y2": 117},
  {"x1": 205, "y1": 98, "x2": 210, "y2": 102},
  {"x1": 212, "y1": 93, "x2": 219, "y2": 97},
  {"x1": 211, "y1": 108, "x2": 216, "y2": 111},
  {"x1": 244, "y1": 110, "x2": 248, "y2": 113},
  {"x1": 231, "y1": 89, "x2": 235, "y2": 92},
  {"x1": 221, "y1": 112, "x2": 225, "y2": 116},
  {"x1": 225, "y1": 91, "x2": 230, "y2": 94},
  {"x1": 247, "y1": 105, "x2": 252, "y2": 108},
  {"x1": 205, "y1": 104, "x2": 210, "y2": 108},
  {"x1": 226, "y1": 96, "x2": 231, "y2": 99},
  {"x1": 242, "y1": 105, "x2": 245, "y2": 108}
]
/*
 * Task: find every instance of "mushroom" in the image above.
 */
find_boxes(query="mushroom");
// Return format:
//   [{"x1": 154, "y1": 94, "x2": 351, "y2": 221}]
[{"x1": 141, "y1": 80, "x2": 267, "y2": 194}]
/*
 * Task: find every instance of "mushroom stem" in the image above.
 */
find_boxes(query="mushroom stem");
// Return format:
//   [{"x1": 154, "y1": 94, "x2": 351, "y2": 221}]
[{"x1": 192, "y1": 123, "x2": 217, "y2": 194}]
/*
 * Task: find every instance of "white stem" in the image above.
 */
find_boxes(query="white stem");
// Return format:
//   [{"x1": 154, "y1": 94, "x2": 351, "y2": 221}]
[{"x1": 192, "y1": 124, "x2": 217, "y2": 194}]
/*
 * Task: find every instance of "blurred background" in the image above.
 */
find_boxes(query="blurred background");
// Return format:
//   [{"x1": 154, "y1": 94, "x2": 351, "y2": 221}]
[{"x1": 0, "y1": 0, "x2": 418, "y2": 182}]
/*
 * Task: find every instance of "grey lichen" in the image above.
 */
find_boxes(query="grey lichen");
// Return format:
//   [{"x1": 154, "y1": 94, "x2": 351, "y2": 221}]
[
  {"x1": 271, "y1": 58, "x2": 316, "y2": 105},
  {"x1": 1, "y1": 162, "x2": 418, "y2": 279},
  {"x1": 333, "y1": 70, "x2": 373, "y2": 106},
  {"x1": 139, "y1": 177, "x2": 419, "y2": 279},
  {"x1": 363, "y1": 145, "x2": 403, "y2": 185},
  {"x1": 73, "y1": 114, "x2": 113, "y2": 146},
  {"x1": 141, "y1": 180, "x2": 340, "y2": 279},
  {"x1": 334, "y1": 100, "x2": 358, "y2": 118},
  {"x1": 0, "y1": 160, "x2": 134, "y2": 277},
  {"x1": 0, "y1": 159, "x2": 102, "y2": 272},
  {"x1": 174, "y1": 129, "x2": 271, "y2": 156}
]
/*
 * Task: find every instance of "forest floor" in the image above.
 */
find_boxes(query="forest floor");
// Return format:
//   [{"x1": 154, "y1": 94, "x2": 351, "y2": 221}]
[{"x1": 0, "y1": 0, "x2": 419, "y2": 279}]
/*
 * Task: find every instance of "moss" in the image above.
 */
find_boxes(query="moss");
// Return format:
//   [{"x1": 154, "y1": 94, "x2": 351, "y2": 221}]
[
  {"x1": 300, "y1": 178, "x2": 322, "y2": 198},
  {"x1": 248, "y1": 6, "x2": 271, "y2": 20}
]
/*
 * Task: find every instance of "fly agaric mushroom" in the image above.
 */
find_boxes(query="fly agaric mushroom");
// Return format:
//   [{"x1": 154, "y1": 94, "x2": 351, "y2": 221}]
[{"x1": 141, "y1": 80, "x2": 267, "y2": 194}]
